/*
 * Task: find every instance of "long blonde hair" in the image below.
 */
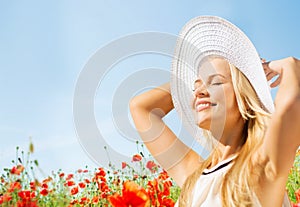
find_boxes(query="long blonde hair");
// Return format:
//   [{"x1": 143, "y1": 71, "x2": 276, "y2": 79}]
[{"x1": 178, "y1": 62, "x2": 271, "y2": 207}]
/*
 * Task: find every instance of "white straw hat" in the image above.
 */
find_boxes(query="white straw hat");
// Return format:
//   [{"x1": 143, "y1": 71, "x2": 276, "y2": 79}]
[{"x1": 170, "y1": 16, "x2": 274, "y2": 151}]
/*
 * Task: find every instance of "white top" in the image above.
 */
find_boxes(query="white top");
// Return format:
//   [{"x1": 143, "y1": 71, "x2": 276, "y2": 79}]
[{"x1": 175, "y1": 155, "x2": 291, "y2": 207}]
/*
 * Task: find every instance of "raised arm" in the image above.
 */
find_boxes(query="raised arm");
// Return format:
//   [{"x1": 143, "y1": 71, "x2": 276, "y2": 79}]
[
  {"x1": 254, "y1": 57, "x2": 300, "y2": 206},
  {"x1": 129, "y1": 83, "x2": 202, "y2": 187},
  {"x1": 262, "y1": 57, "x2": 300, "y2": 177}
]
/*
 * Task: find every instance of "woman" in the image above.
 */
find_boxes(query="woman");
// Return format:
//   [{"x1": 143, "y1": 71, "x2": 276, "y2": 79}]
[{"x1": 130, "y1": 16, "x2": 300, "y2": 207}]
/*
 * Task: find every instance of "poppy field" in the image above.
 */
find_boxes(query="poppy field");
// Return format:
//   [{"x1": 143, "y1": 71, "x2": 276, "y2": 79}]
[{"x1": 0, "y1": 142, "x2": 299, "y2": 207}]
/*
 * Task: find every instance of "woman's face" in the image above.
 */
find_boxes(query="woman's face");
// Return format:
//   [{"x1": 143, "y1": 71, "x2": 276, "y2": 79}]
[{"x1": 192, "y1": 58, "x2": 243, "y2": 135}]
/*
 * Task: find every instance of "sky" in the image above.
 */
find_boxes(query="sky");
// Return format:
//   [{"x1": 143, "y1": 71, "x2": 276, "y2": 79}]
[{"x1": 1, "y1": 0, "x2": 300, "y2": 177}]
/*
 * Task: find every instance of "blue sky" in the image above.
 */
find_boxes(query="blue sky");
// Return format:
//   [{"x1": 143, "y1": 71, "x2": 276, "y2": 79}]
[{"x1": 1, "y1": 0, "x2": 299, "y2": 177}]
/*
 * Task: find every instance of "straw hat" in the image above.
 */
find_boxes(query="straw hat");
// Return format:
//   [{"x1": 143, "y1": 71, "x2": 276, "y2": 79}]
[{"x1": 170, "y1": 16, "x2": 274, "y2": 151}]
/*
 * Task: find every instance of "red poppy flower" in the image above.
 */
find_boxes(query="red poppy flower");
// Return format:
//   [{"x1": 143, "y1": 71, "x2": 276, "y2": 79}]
[
  {"x1": 158, "y1": 170, "x2": 169, "y2": 180},
  {"x1": 41, "y1": 183, "x2": 48, "y2": 189},
  {"x1": 146, "y1": 160, "x2": 157, "y2": 173},
  {"x1": 9, "y1": 181, "x2": 22, "y2": 192},
  {"x1": 11, "y1": 165, "x2": 25, "y2": 175},
  {"x1": 70, "y1": 186, "x2": 79, "y2": 195},
  {"x1": 96, "y1": 168, "x2": 106, "y2": 177},
  {"x1": 146, "y1": 175, "x2": 174, "y2": 206},
  {"x1": 66, "y1": 174, "x2": 74, "y2": 180},
  {"x1": 0, "y1": 193, "x2": 12, "y2": 204},
  {"x1": 122, "y1": 162, "x2": 127, "y2": 169},
  {"x1": 84, "y1": 178, "x2": 91, "y2": 184},
  {"x1": 79, "y1": 197, "x2": 90, "y2": 205},
  {"x1": 70, "y1": 199, "x2": 79, "y2": 205},
  {"x1": 92, "y1": 196, "x2": 99, "y2": 204},
  {"x1": 97, "y1": 180, "x2": 110, "y2": 199},
  {"x1": 29, "y1": 182, "x2": 36, "y2": 191},
  {"x1": 161, "y1": 197, "x2": 175, "y2": 207},
  {"x1": 108, "y1": 194, "x2": 126, "y2": 207},
  {"x1": 40, "y1": 188, "x2": 48, "y2": 196},
  {"x1": 132, "y1": 154, "x2": 142, "y2": 162},
  {"x1": 296, "y1": 188, "x2": 300, "y2": 203},
  {"x1": 66, "y1": 180, "x2": 75, "y2": 186},
  {"x1": 78, "y1": 182, "x2": 86, "y2": 189},
  {"x1": 18, "y1": 190, "x2": 36, "y2": 200},
  {"x1": 108, "y1": 181, "x2": 149, "y2": 207}
]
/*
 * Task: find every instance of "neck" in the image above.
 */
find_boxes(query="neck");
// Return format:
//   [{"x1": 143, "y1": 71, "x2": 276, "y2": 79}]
[{"x1": 210, "y1": 118, "x2": 246, "y2": 166}]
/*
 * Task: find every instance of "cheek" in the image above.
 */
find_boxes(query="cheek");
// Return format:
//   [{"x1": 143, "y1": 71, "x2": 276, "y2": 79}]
[
  {"x1": 212, "y1": 87, "x2": 239, "y2": 114},
  {"x1": 225, "y1": 91, "x2": 241, "y2": 117},
  {"x1": 209, "y1": 87, "x2": 227, "y2": 105}
]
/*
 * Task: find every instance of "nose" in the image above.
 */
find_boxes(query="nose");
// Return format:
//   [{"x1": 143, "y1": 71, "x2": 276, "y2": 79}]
[{"x1": 193, "y1": 84, "x2": 209, "y2": 97}]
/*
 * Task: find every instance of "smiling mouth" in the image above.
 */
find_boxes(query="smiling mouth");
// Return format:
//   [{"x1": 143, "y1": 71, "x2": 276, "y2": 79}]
[{"x1": 196, "y1": 103, "x2": 217, "y2": 112}]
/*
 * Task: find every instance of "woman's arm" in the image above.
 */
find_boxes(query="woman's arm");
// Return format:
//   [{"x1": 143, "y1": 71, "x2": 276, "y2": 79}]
[
  {"x1": 129, "y1": 83, "x2": 203, "y2": 187},
  {"x1": 254, "y1": 57, "x2": 300, "y2": 206},
  {"x1": 262, "y1": 57, "x2": 300, "y2": 177}
]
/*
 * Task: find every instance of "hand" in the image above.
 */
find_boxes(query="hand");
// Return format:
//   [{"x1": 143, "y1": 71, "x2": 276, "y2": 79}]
[
  {"x1": 262, "y1": 57, "x2": 300, "y2": 88},
  {"x1": 262, "y1": 60, "x2": 282, "y2": 88}
]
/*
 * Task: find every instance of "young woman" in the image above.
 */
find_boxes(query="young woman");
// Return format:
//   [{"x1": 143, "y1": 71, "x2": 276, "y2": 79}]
[{"x1": 130, "y1": 16, "x2": 300, "y2": 207}]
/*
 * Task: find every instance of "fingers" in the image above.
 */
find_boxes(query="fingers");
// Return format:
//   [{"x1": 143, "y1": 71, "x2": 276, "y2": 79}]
[
  {"x1": 262, "y1": 61, "x2": 281, "y2": 88},
  {"x1": 260, "y1": 58, "x2": 266, "y2": 63},
  {"x1": 263, "y1": 61, "x2": 282, "y2": 74},
  {"x1": 263, "y1": 62, "x2": 279, "y2": 79},
  {"x1": 268, "y1": 60, "x2": 284, "y2": 74},
  {"x1": 270, "y1": 75, "x2": 282, "y2": 88},
  {"x1": 262, "y1": 57, "x2": 300, "y2": 88},
  {"x1": 262, "y1": 61, "x2": 270, "y2": 69},
  {"x1": 262, "y1": 62, "x2": 275, "y2": 73},
  {"x1": 266, "y1": 71, "x2": 278, "y2": 81},
  {"x1": 266, "y1": 71, "x2": 281, "y2": 88}
]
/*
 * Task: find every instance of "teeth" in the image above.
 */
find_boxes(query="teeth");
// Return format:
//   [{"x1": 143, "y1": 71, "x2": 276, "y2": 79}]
[
  {"x1": 198, "y1": 103, "x2": 210, "y2": 107},
  {"x1": 196, "y1": 103, "x2": 216, "y2": 110}
]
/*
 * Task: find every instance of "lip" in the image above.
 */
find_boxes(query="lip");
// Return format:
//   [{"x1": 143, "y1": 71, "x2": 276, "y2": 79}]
[{"x1": 195, "y1": 100, "x2": 217, "y2": 112}]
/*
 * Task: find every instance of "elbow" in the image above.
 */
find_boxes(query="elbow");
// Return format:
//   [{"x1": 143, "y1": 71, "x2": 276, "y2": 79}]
[
  {"x1": 129, "y1": 96, "x2": 152, "y2": 116},
  {"x1": 129, "y1": 97, "x2": 141, "y2": 115},
  {"x1": 129, "y1": 96, "x2": 166, "y2": 119},
  {"x1": 129, "y1": 97, "x2": 167, "y2": 119}
]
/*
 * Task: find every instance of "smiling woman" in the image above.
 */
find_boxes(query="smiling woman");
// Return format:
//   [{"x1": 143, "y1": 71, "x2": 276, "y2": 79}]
[
  {"x1": 178, "y1": 56, "x2": 275, "y2": 206},
  {"x1": 130, "y1": 16, "x2": 300, "y2": 207},
  {"x1": 192, "y1": 58, "x2": 242, "y2": 134}
]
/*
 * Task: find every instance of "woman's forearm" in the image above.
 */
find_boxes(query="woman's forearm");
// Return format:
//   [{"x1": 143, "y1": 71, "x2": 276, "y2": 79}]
[
  {"x1": 129, "y1": 82, "x2": 174, "y2": 118},
  {"x1": 273, "y1": 57, "x2": 300, "y2": 113}
]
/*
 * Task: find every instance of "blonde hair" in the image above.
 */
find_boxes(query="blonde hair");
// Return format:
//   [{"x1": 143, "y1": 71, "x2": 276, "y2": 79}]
[{"x1": 178, "y1": 62, "x2": 271, "y2": 206}]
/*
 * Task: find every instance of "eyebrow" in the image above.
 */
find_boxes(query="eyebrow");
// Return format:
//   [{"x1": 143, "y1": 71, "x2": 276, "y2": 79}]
[
  {"x1": 194, "y1": 74, "x2": 227, "y2": 84},
  {"x1": 209, "y1": 74, "x2": 226, "y2": 79}
]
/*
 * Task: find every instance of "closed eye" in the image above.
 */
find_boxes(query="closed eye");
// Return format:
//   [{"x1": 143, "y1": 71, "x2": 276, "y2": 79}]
[{"x1": 211, "y1": 82, "x2": 223, "y2": 85}]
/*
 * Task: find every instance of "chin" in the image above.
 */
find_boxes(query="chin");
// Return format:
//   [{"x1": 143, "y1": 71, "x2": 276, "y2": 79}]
[{"x1": 196, "y1": 120, "x2": 211, "y2": 130}]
